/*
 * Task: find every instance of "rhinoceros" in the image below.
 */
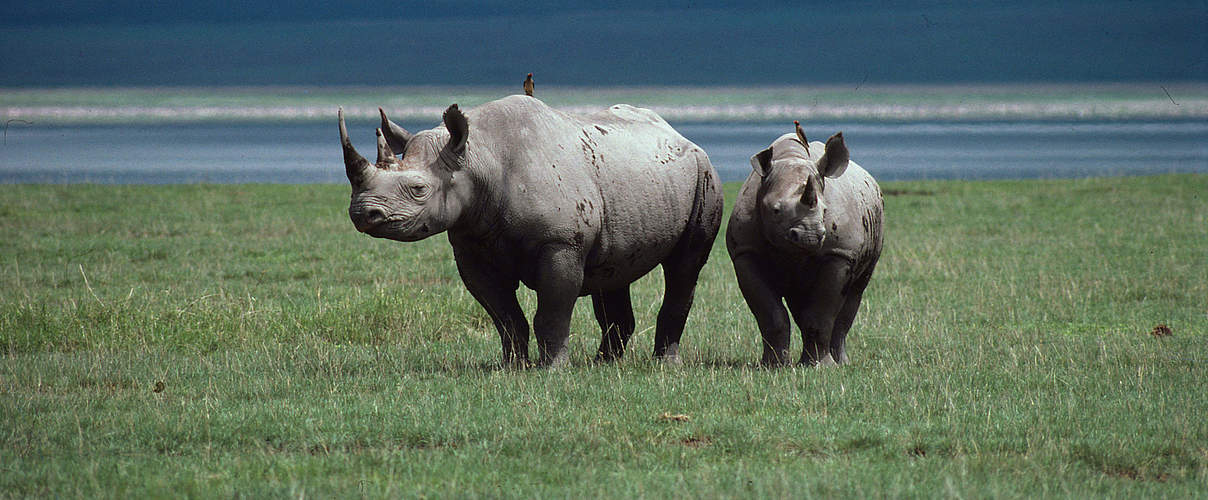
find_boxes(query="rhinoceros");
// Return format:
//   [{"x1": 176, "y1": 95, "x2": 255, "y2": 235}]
[
  {"x1": 726, "y1": 126, "x2": 883, "y2": 366},
  {"x1": 339, "y1": 95, "x2": 723, "y2": 367}
]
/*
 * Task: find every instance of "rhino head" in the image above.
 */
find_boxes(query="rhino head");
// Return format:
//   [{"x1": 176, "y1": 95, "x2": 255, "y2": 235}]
[
  {"x1": 339, "y1": 105, "x2": 471, "y2": 242},
  {"x1": 750, "y1": 131, "x2": 849, "y2": 254}
]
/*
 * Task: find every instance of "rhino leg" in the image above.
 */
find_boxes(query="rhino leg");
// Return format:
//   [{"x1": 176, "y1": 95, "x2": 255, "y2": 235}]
[
  {"x1": 829, "y1": 270, "x2": 873, "y2": 365},
  {"x1": 453, "y1": 248, "x2": 530, "y2": 367},
  {"x1": 733, "y1": 254, "x2": 792, "y2": 366},
  {"x1": 653, "y1": 162, "x2": 722, "y2": 364},
  {"x1": 593, "y1": 288, "x2": 636, "y2": 362},
  {"x1": 788, "y1": 258, "x2": 850, "y2": 367},
  {"x1": 653, "y1": 233, "x2": 716, "y2": 364},
  {"x1": 827, "y1": 294, "x2": 860, "y2": 365},
  {"x1": 532, "y1": 245, "x2": 585, "y2": 368}
]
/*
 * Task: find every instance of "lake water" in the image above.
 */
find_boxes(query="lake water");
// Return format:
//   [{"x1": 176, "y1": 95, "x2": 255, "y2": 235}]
[{"x1": 1, "y1": 120, "x2": 1205, "y2": 184}]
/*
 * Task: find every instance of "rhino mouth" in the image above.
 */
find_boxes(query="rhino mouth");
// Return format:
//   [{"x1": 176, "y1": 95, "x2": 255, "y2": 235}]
[
  {"x1": 360, "y1": 215, "x2": 434, "y2": 242},
  {"x1": 361, "y1": 219, "x2": 425, "y2": 241},
  {"x1": 787, "y1": 226, "x2": 825, "y2": 251}
]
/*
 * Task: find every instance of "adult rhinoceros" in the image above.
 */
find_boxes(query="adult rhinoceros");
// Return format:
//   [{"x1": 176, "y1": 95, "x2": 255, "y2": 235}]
[{"x1": 339, "y1": 95, "x2": 723, "y2": 367}]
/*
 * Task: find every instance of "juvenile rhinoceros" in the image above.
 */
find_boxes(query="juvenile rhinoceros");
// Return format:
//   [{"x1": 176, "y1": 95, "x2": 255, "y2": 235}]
[
  {"x1": 726, "y1": 125, "x2": 883, "y2": 366},
  {"x1": 339, "y1": 95, "x2": 723, "y2": 367}
]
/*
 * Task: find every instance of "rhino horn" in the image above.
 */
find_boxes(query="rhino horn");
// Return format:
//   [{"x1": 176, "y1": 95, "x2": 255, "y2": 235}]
[
  {"x1": 339, "y1": 107, "x2": 373, "y2": 186},
  {"x1": 379, "y1": 108, "x2": 412, "y2": 156},
  {"x1": 375, "y1": 128, "x2": 399, "y2": 167},
  {"x1": 802, "y1": 174, "x2": 821, "y2": 207}
]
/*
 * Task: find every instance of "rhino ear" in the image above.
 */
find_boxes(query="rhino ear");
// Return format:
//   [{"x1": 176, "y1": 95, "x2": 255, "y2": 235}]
[
  {"x1": 379, "y1": 108, "x2": 412, "y2": 156},
  {"x1": 818, "y1": 132, "x2": 849, "y2": 178},
  {"x1": 443, "y1": 104, "x2": 469, "y2": 156},
  {"x1": 750, "y1": 147, "x2": 773, "y2": 177}
]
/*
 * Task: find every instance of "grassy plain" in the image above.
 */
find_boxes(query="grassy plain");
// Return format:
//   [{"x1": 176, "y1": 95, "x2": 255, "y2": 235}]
[{"x1": 1, "y1": 175, "x2": 1205, "y2": 497}]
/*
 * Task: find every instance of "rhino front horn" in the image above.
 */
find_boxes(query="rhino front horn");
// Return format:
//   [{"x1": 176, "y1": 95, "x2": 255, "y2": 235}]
[{"x1": 339, "y1": 108, "x2": 373, "y2": 186}]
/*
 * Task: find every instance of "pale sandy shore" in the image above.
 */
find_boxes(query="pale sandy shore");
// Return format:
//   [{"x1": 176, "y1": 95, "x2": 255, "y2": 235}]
[{"x1": 2, "y1": 84, "x2": 1206, "y2": 124}]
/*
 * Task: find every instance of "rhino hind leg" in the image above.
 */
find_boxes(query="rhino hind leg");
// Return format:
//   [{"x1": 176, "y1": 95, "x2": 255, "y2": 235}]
[
  {"x1": 593, "y1": 288, "x2": 636, "y2": 362},
  {"x1": 653, "y1": 233, "x2": 716, "y2": 364},
  {"x1": 652, "y1": 269, "x2": 694, "y2": 364},
  {"x1": 653, "y1": 156, "x2": 723, "y2": 364}
]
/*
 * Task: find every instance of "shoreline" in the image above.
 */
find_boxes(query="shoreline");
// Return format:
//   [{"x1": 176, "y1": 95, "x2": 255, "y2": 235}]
[{"x1": 3, "y1": 83, "x2": 1206, "y2": 125}]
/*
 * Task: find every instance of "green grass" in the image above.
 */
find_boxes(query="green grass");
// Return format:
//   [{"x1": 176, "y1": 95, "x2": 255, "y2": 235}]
[{"x1": 2, "y1": 176, "x2": 1206, "y2": 497}]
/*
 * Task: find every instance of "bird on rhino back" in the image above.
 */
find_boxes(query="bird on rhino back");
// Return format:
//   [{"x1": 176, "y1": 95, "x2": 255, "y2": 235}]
[{"x1": 339, "y1": 94, "x2": 723, "y2": 368}]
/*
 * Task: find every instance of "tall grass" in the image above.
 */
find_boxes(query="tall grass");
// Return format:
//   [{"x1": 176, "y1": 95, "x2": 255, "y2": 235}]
[{"x1": 1, "y1": 176, "x2": 1205, "y2": 497}]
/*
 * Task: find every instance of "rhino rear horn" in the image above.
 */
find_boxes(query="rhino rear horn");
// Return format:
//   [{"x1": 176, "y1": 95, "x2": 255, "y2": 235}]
[
  {"x1": 379, "y1": 108, "x2": 412, "y2": 156},
  {"x1": 818, "y1": 132, "x2": 849, "y2": 178},
  {"x1": 376, "y1": 128, "x2": 400, "y2": 167},
  {"x1": 443, "y1": 104, "x2": 469, "y2": 156},
  {"x1": 339, "y1": 108, "x2": 373, "y2": 186}
]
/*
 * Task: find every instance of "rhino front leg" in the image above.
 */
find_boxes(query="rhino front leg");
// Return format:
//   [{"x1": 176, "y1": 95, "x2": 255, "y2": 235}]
[
  {"x1": 828, "y1": 268, "x2": 875, "y2": 365},
  {"x1": 788, "y1": 258, "x2": 850, "y2": 367},
  {"x1": 532, "y1": 244, "x2": 585, "y2": 368},
  {"x1": 732, "y1": 253, "x2": 792, "y2": 366},
  {"x1": 593, "y1": 288, "x2": 636, "y2": 362},
  {"x1": 453, "y1": 249, "x2": 530, "y2": 367}
]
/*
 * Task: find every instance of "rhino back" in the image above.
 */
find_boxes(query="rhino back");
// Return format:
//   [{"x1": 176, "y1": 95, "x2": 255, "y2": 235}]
[
  {"x1": 581, "y1": 105, "x2": 710, "y2": 271},
  {"x1": 465, "y1": 96, "x2": 714, "y2": 290},
  {"x1": 822, "y1": 161, "x2": 883, "y2": 274}
]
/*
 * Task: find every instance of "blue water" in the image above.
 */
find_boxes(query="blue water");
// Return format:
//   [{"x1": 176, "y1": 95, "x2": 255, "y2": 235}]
[{"x1": 1, "y1": 120, "x2": 1205, "y2": 184}]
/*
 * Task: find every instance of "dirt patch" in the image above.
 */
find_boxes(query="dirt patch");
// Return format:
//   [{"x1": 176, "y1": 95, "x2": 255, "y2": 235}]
[
  {"x1": 682, "y1": 436, "x2": 712, "y2": 448},
  {"x1": 1148, "y1": 324, "x2": 1173, "y2": 337},
  {"x1": 657, "y1": 412, "x2": 691, "y2": 422},
  {"x1": 1104, "y1": 466, "x2": 1170, "y2": 482},
  {"x1": 882, "y1": 189, "x2": 936, "y2": 197}
]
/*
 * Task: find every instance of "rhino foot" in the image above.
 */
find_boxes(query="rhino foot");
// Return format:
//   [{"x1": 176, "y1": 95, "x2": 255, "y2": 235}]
[
  {"x1": 655, "y1": 354, "x2": 683, "y2": 366},
  {"x1": 501, "y1": 358, "x2": 532, "y2": 370},
  {"x1": 799, "y1": 352, "x2": 839, "y2": 367}
]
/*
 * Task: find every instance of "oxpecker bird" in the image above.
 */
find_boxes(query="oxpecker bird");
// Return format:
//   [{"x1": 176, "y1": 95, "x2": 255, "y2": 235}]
[
  {"x1": 794, "y1": 120, "x2": 809, "y2": 157},
  {"x1": 523, "y1": 73, "x2": 535, "y2": 96}
]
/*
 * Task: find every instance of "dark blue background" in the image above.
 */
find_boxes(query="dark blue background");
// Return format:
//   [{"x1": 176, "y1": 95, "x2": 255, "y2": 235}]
[{"x1": 1, "y1": 1, "x2": 1204, "y2": 87}]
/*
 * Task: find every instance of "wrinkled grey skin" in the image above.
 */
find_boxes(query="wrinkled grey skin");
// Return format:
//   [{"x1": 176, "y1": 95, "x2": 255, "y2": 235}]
[
  {"x1": 340, "y1": 95, "x2": 723, "y2": 367},
  {"x1": 726, "y1": 131, "x2": 883, "y2": 367}
]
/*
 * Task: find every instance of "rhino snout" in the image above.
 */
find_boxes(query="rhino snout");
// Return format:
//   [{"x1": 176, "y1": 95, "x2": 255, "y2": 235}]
[
  {"x1": 788, "y1": 226, "x2": 824, "y2": 249},
  {"x1": 351, "y1": 206, "x2": 388, "y2": 233}
]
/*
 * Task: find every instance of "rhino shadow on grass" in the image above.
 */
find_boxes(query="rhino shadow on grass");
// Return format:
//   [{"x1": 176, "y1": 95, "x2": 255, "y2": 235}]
[{"x1": 339, "y1": 95, "x2": 723, "y2": 368}]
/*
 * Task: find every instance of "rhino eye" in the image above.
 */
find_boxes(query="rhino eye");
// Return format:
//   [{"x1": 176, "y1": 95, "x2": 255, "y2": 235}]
[{"x1": 410, "y1": 185, "x2": 428, "y2": 197}]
